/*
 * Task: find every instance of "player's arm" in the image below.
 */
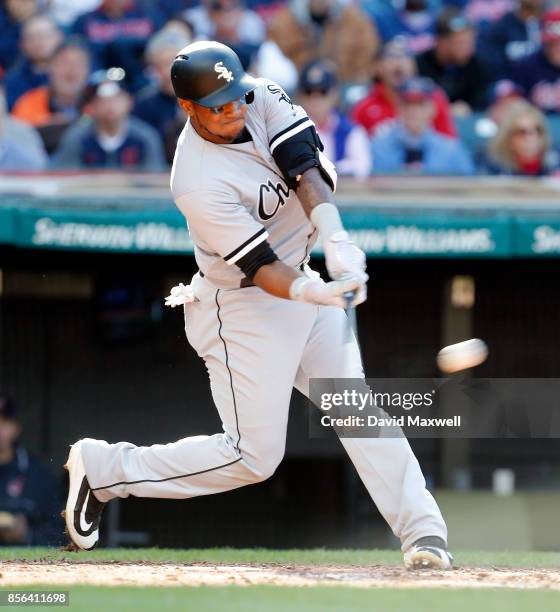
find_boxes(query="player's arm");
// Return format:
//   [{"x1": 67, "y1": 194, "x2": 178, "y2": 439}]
[
  {"x1": 296, "y1": 166, "x2": 336, "y2": 217},
  {"x1": 237, "y1": 240, "x2": 364, "y2": 307},
  {"x1": 174, "y1": 189, "x2": 364, "y2": 308},
  {"x1": 252, "y1": 260, "x2": 364, "y2": 308},
  {"x1": 271, "y1": 124, "x2": 367, "y2": 282},
  {"x1": 261, "y1": 80, "x2": 365, "y2": 281}
]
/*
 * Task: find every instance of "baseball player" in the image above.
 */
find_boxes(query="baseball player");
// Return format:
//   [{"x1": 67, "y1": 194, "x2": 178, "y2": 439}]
[{"x1": 63, "y1": 41, "x2": 452, "y2": 570}]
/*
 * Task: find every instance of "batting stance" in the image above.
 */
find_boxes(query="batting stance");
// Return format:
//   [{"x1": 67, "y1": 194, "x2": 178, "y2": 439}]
[{"x1": 64, "y1": 41, "x2": 452, "y2": 569}]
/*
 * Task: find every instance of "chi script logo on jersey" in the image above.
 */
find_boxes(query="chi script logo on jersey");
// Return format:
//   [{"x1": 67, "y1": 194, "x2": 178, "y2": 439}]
[
  {"x1": 214, "y1": 62, "x2": 234, "y2": 82},
  {"x1": 258, "y1": 179, "x2": 291, "y2": 221}
]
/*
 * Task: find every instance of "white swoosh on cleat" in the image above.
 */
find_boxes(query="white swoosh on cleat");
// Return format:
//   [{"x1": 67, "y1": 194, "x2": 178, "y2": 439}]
[{"x1": 79, "y1": 490, "x2": 93, "y2": 532}]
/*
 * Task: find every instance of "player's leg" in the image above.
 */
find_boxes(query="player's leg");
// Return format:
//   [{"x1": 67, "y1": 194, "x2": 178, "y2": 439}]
[
  {"x1": 293, "y1": 305, "x2": 451, "y2": 565},
  {"x1": 80, "y1": 285, "x2": 315, "y2": 501},
  {"x1": 66, "y1": 280, "x2": 316, "y2": 548}
]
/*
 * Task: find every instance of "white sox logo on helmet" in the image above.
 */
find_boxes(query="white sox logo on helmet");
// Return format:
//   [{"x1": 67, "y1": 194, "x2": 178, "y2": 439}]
[{"x1": 214, "y1": 62, "x2": 234, "y2": 82}]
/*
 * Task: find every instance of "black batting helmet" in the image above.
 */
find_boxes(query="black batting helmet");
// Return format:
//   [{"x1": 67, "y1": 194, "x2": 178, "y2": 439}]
[{"x1": 171, "y1": 41, "x2": 257, "y2": 107}]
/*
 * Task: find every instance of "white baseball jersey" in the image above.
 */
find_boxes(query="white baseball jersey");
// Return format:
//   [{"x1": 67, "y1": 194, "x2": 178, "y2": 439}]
[
  {"x1": 80, "y1": 75, "x2": 448, "y2": 556},
  {"x1": 170, "y1": 78, "x2": 318, "y2": 289}
]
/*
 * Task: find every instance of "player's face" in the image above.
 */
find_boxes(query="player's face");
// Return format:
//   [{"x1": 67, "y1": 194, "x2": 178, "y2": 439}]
[{"x1": 179, "y1": 97, "x2": 248, "y2": 144}]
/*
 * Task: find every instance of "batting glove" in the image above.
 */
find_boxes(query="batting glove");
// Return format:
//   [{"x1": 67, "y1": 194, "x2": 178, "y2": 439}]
[
  {"x1": 324, "y1": 230, "x2": 367, "y2": 281},
  {"x1": 164, "y1": 283, "x2": 198, "y2": 307},
  {"x1": 289, "y1": 274, "x2": 367, "y2": 308}
]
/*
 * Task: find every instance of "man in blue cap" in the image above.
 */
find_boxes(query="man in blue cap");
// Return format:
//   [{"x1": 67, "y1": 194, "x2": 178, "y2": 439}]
[
  {"x1": 416, "y1": 8, "x2": 491, "y2": 114},
  {"x1": 298, "y1": 59, "x2": 371, "y2": 178},
  {"x1": 371, "y1": 76, "x2": 474, "y2": 175}
]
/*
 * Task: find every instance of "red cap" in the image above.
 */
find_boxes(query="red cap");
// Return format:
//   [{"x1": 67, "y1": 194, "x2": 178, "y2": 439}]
[{"x1": 542, "y1": 9, "x2": 560, "y2": 43}]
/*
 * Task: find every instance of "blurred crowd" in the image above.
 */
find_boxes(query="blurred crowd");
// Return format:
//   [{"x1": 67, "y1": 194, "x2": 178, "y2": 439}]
[{"x1": 2, "y1": 0, "x2": 560, "y2": 177}]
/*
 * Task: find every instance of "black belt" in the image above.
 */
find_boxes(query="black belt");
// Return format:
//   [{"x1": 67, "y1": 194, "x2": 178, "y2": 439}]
[{"x1": 199, "y1": 263, "x2": 306, "y2": 289}]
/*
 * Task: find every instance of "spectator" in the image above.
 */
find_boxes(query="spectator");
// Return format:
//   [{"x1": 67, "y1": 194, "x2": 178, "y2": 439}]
[
  {"x1": 482, "y1": 99, "x2": 560, "y2": 175},
  {"x1": 361, "y1": 0, "x2": 437, "y2": 54},
  {"x1": 71, "y1": 0, "x2": 164, "y2": 91},
  {"x1": 253, "y1": 40, "x2": 299, "y2": 94},
  {"x1": 0, "y1": 0, "x2": 39, "y2": 73},
  {"x1": 159, "y1": 1, "x2": 200, "y2": 20},
  {"x1": 52, "y1": 76, "x2": 166, "y2": 170},
  {"x1": 0, "y1": 84, "x2": 48, "y2": 171},
  {"x1": 511, "y1": 8, "x2": 560, "y2": 114},
  {"x1": 184, "y1": 0, "x2": 265, "y2": 68},
  {"x1": 297, "y1": 59, "x2": 371, "y2": 178},
  {"x1": 158, "y1": 15, "x2": 194, "y2": 40},
  {"x1": 463, "y1": 0, "x2": 515, "y2": 32},
  {"x1": 48, "y1": 0, "x2": 102, "y2": 29},
  {"x1": 133, "y1": 29, "x2": 191, "y2": 163},
  {"x1": 351, "y1": 40, "x2": 456, "y2": 137},
  {"x1": 453, "y1": 79, "x2": 525, "y2": 168},
  {"x1": 268, "y1": 0, "x2": 380, "y2": 84},
  {"x1": 371, "y1": 76, "x2": 474, "y2": 175},
  {"x1": 487, "y1": 79, "x2": 524, "y2": 125},
  {"x1": 416, "y1": 8, "x2": 491, "y2": 114},
  {"x1": 11, "y1": 40, "x2": 91, "y2": 153},
  {"x1": 0, "y1": 396, "x2": 61, "y2": 545},
  {"x1": 478, "y1": 0, "x2": 544, "y2": 81},
  {"x1": 245, "y1": 0, "x2": 285, "y2": 22},
  {"x1": 4, "y1": 14, "x2": 63, "y2": 110}
]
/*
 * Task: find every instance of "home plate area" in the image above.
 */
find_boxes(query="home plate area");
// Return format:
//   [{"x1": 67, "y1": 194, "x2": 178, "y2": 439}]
[{"x1": 1, "y1": 562, "x2": 560, "y2": 589}]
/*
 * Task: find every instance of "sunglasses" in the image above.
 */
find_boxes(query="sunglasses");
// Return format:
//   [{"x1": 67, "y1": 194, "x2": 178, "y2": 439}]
[
  {"x1": 513, "y1": 125, "x2": 543, "y2": 137},
  {"x1": 207, "y1": 96, "x2": 247, "y2": 115},
  {"x1": 302, "y1": 88, "x2": 331, "y2": 96},
  {"x1": 209, "y1": 1, "x2": 239, "y2": 11}
]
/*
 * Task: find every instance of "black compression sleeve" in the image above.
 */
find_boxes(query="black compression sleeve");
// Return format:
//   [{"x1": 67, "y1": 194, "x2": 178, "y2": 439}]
[
  {"x1": 235, "y1": 240, "x2": 279, "y2": 280},
  {"x1": 272, "y1": 126, "x2": 335, "y2": 190}
]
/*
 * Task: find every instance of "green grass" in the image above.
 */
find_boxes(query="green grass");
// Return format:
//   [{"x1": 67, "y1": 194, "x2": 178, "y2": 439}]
[
  {"x1": 1, "y1": 546, "x2": 560, "y2": 568},
  {"x1": 3, "y1": 586, "x2": 559, "y2": 612}
]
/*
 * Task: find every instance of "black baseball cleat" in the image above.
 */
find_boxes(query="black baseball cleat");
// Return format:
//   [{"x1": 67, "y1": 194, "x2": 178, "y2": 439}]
[
  {"x1": 403, "y1": 536, "x2": 454, "y2": 570},
  {"x1": 63, "y1": 439, "x2": 105, "y2": 550}
]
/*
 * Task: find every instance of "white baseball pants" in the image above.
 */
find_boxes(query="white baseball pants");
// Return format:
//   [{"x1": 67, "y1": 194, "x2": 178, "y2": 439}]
[{"x1": 81, "y1": 272, "x2": 447, "y2": 550}]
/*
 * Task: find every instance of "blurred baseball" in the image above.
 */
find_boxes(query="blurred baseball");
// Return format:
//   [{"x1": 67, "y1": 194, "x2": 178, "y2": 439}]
[{"x1": 437, "y1": 338, "x2": 488, "y2": 373}]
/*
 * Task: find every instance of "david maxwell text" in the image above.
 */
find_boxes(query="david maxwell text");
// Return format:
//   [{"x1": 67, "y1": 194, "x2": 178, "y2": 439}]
[{"x1": 320, "y1": 415, "x2": 462, "y2": 427}]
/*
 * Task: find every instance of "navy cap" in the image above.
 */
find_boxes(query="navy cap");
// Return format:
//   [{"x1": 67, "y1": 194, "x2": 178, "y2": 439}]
[
  {"x1": 0, "y1": 396, "x2": 16, "y2": 420},
  {"x1": 436, "y1": 9, "x2": 473, "y2": 36},
  {"x1": 298, "y1": 60, "x2": 337, "y2": 93},
  {"x1": 490, "y1": 79, "x2": 523, "y2": 104},
  {"x1": 87, "y1": 67, "x2": 128, "y2": 100},
  {"x1": 398, "y1": 77, "x2": 435, "y2": 102}
]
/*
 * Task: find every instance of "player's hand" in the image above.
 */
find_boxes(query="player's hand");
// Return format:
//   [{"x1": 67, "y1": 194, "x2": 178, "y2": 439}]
[
  {"x1": 164, "y1": 283, "x2": 198, "y2": 307},
  {"x1": 290, "y1": 274, "x2": 367, "y2": 308},
  {"x1": 324, "y1": 230, "x2": 367, "y2": 281}
]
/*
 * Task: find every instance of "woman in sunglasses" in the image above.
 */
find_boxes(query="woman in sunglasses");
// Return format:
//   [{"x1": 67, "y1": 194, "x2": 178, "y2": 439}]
[{"x1": 483, "y1": 100, "x2": 560, "y2": 176}]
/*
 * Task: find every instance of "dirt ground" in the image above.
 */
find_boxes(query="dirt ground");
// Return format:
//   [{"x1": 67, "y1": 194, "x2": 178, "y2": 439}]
[{"x1": 0, "y1": 562, "x2": 559, "y2": 590}]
